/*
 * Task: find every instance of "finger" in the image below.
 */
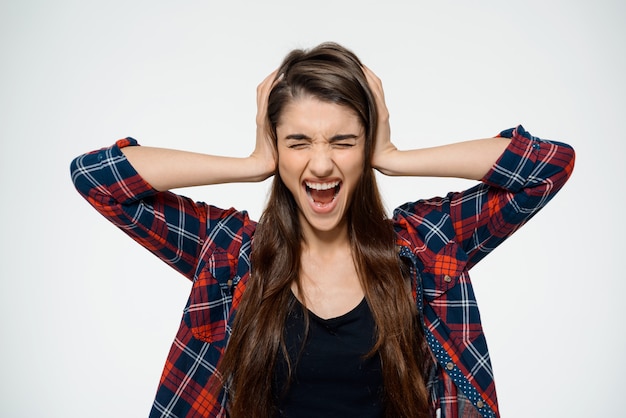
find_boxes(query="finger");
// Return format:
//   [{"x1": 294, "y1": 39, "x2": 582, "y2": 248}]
[
  {"x1": 256, "y1": 69, "x2": 280, "y2": 122},
  {"x1": 363, "y1": 66, "x2": 386, "y2": 106},
  {"x1": 257, "y1": 69, "x2": 280, "y2": 97},
  {"x1": 362, "y1": 66, "x2": 382, "y2": 89}
]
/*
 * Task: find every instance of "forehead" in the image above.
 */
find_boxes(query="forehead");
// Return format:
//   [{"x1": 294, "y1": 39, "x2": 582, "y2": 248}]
[{"x1": 276, "y1": 96, "x2": 363, "y2": 134}]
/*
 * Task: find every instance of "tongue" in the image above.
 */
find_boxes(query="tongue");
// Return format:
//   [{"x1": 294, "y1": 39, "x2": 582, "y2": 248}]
[{"x1": 310, "y1": 188, "x2": 335, "y2": 204}]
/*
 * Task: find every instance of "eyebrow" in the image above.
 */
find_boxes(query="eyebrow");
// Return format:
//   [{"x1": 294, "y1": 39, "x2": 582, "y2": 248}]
[{"x1": 284, "y1": 134, "x2": 360, "y2": 141}]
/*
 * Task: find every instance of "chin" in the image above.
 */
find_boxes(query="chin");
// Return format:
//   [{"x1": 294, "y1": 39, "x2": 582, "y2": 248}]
[{"x1": 300, "y1": 209, "x2": 348, "y2": 235}]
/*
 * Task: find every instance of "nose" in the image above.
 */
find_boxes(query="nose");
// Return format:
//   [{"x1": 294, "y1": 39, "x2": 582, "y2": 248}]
[{"x1": 308, "y1": 145, "x2": 334, "y2": 177}]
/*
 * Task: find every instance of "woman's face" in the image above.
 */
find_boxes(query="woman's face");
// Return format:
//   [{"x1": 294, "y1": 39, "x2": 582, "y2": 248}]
[{"x1": 276, "y1": 96, "x2": 366, "y2": 238}]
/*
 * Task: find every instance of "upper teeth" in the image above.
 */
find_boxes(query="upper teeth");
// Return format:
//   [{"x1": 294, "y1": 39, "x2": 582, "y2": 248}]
[{"x1": 306, "y1": 181, "x2": 340, "y2": 191}]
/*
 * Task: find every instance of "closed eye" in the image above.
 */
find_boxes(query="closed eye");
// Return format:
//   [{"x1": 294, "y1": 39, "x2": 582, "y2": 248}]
[
  {"x1": 283, "y1": 134, "x2": 361, "y2": 149},
  {"x1": 332, "y1": 141, "x2": 357, "y2": 148},
  {"x1": 330, "y1": 134, "x2": 360, "y2": 148},
  {"x1": 286, "y1": 140, "x2": 310, "y2": 149},
  {"x1": 284, "y1": 134, "x2": 311, "y2": 149}
]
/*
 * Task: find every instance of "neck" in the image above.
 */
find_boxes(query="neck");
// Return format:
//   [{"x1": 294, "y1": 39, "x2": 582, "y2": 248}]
[{"x1": 299, "y1": 219, "x2": 351, "y2": 256}]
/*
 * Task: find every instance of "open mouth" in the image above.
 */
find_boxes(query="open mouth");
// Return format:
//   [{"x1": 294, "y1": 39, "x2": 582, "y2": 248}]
[{"x1": 305, "y1": 180, "x2": 341, "y2": 206}]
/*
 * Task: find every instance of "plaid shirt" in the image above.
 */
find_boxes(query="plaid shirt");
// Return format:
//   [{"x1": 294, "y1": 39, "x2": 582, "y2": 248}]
[{"x1": 71, "y1": 126, "x2": 575, "y2": 417}]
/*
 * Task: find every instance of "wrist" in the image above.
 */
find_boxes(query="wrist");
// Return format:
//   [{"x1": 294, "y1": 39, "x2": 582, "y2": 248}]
[
  {"x1": 372, "y1": 147, "x2": 400, "y2": 176},
  {"x1": 245, "y1": 154, "x2": 275, "y2": 182}
]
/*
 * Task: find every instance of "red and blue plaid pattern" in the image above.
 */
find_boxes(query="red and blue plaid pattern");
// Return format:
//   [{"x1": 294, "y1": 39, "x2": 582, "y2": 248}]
[{"x1": 71, "y1": 126, "x2": 575, "y2": 417}]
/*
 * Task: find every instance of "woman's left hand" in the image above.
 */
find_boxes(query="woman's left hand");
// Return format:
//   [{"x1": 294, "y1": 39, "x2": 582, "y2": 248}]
[
  {"x1": 364, "y1": 66, "x2": 398, "y2": 175},
  {"x1": 363, "y1": 66, "x2": 512, "y2": 180}
]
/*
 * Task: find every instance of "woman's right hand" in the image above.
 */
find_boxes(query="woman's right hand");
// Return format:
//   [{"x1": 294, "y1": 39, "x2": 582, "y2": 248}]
[
  {"x1": 120, "y1": 70, "x2": 282, "y2": 190},
  {"x1": 248, "y1": 69, "x2": 280, "y2": 181}
]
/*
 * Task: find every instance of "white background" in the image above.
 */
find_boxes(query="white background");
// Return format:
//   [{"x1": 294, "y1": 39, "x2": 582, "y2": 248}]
[{"x1": 1, "y1": 1, "x2": 623, "y2": 417}]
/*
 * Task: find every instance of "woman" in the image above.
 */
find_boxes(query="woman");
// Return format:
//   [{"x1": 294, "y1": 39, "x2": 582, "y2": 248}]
[{"x1": 71, "y1": 42, "x2": 575, "y2": 417}]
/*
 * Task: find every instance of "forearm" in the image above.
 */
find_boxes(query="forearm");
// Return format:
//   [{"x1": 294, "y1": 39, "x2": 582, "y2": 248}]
[
  {"x1": 122, "y1": 145, "x2": 273, "y2": 191},
  {"x1": 374, "y1": 136, "x2": 511, "y2": 180}
]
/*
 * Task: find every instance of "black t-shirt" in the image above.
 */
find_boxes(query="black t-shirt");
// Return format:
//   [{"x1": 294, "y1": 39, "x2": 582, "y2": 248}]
[{"x1": 273, "y1": 295, "x2": 384, "y2": 417}]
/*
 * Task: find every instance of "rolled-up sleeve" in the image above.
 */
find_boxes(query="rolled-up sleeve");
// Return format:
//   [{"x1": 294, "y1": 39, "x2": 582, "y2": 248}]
[
  {"x1": 70, "y1": 138, "x2": 207, "y2": 280},
  {"x1": 455, "y1": 125, "x2": 576, "y2": 267},
  {"x1": 71, "y1": 138, "x2": 156, "y2": 206},
  {"x1": 485, "y1": 125, "x2": 575, "y2": 196}
]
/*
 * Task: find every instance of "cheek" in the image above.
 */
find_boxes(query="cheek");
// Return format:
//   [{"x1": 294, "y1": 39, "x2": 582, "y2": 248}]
[
  {"x1": 340, "y1": 153, "x2": 366, "y2": 179},
  {"x1": 276, "y1": 150, "x2": 289, "y2": 175},
  {"x1": 276, "y1": 153, "x2": 301, "y2": 188}
]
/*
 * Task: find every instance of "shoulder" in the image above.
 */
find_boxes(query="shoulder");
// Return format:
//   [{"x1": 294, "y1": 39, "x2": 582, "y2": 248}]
[
  {"x1": 203, "y1": 206, "x2": 257, "y2": 250},
  {"x1": 393, "y1": 196, "x2": 456, "y2": 254}
]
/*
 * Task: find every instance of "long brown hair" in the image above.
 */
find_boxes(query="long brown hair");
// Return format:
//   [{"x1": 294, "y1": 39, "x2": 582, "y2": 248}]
[{"x1": 217, "y1": 42, "x2": 431, "y2": 417}]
